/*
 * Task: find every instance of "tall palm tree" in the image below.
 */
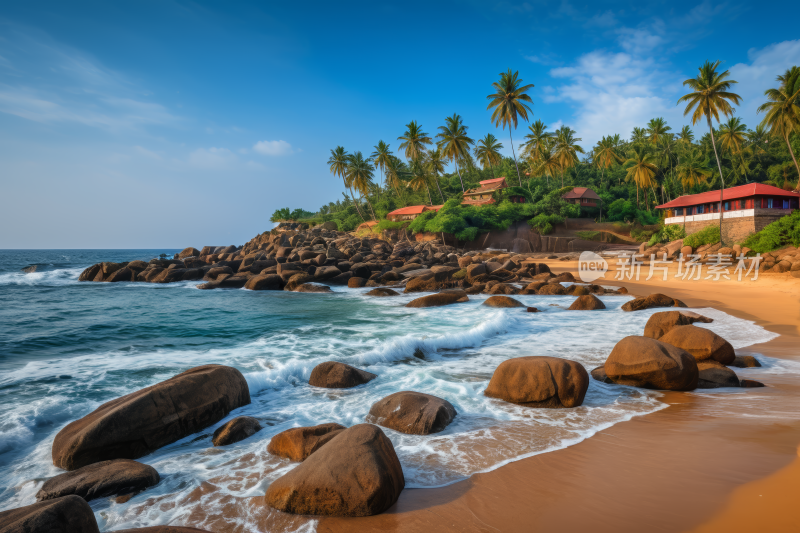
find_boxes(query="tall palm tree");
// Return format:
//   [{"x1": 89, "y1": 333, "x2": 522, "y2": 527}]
[
  {"x1": 370, "y1": 141, "x2": 392, "y2": 190},
  {"x1": 678, "y1": 60, "x2": 741, "y2": 242},
  {"x1": 406, "y1": 159, "x2": 433, "y2": 205},
  {"x1": 594, "y1": 135, "x2": 624, "y2": 188},
  {"x1": 424, "y1": 147, "x2": 447, "y2": 202},
  {"x1": 397, "y1": 121, "x2": 432, "y2": 161},
  {"x1": 655, "y1": 136, "x2": 679, "y2": 202},
  {"x1": 436, "y1": 113, "x2": 473, "y2": 192},
  {"x1": 473, "y1": 133, "x2": 504, "y2": 178},
  {"x1": 486, "y1": 69, "x2": 534, "y2": 185},
  {"x1": 631, "y1": 127, "x2": 648, "y2": 145},
  {"x1": 346, "y1": 151, "x2": 377, "y2": 220},
  {"x1": 328, "y1": 146, "x2": 365, "y2": 221},
  {"x1": 624, "y1": 145, "x2": 659, "y2": 208},
  {"x1": 677, "y1": 148, "x2": 712, "y2": 191},
  {"x1": 384, "y1": 155, "x2": 404, "y2": 199},
  {"x1": 678, "y1": 126, "x2": 695, "y2": 148},
  {"x1": 758, "y1": 66, "x2": 800, "y2": 189},
  {"x1": 646, "y1": 117, "x2": 672, "y2": 145},
  {"x1": 553, "y1": 126, "x2": 584, "y2": 187},
  {"x1": 520, "y1": 120, "x2": 552, "y2": 161},
  {"x1": 530, "y1": 141, "x2": 561, "y2": 186},
  {"x1": 719, "y1": 116, "x2": 749, "y2": 182}
]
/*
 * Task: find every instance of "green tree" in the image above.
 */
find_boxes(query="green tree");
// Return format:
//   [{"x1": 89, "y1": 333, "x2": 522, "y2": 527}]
[
  {"x1": 328, "y1": 146, "x2": 365, "y2": 221},
  {"x1": 424, "y1": 147, "x2": 447, "y2": 202},
  {"x1": 436, "y1": 113, "x2": 474, "y2": 192},
  {"x1": 553, "y1": 126, "x2": 585, "y2": 187},
  {"x1": 631, "y1": 127, "x2": 648, "y2": 145},
  {"x1": 677, "y1": 148, "x2": 712, "y2": 191},
  {"x1": 486, "y1": 69, "x2": 534, "y2": 185},
  {"x1": 346, "y1": 151, "x2": 377, "y2": 220},
  {"x1": 520, "y1": 120, "x2": 552, "y2": 162},
  {"x1": 406, "y1": 158, "x2": 434, "y2": 205},
  {"x1": 370, "y1": 141, "x2": 392, "y2": 191},
  {"x1": 678, "y1": 60, "x2": 742, "y2": 242},
  {"x1": 758, "y1": 66, "x2": 800, "y2": 189},
  {"x1": 646, "y1": 117, "x2": 672, "y2": 145},
  {"x1": 625, "y1": 145, "x2": 659, "y2": 207},
  {"x1": 397, "y1": 121, "x2": 432, "y2": 161},
  {"x1": 473, "y1": 133, "x2": 504, "y2": 178},
  {"x1": 593, "y1": 135, "x2": 624, "y2": 188},
  {"x1": 530, "y1": 141, "x2": 561, "y2": 186}
]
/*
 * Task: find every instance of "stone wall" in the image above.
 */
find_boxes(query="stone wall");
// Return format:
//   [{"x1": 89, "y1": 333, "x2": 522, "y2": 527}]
[{"x1": 675, "y1": 210, "x2": 791, "y2": 243}]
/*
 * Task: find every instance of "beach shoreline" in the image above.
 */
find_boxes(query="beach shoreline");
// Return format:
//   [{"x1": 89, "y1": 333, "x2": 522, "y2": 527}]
[{"x1": 319, "y1": 262, "x2": 800, "y2": 533}]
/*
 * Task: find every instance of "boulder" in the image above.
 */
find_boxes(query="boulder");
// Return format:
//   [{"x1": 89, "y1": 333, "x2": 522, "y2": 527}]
[
  {"x1": 644, "y1": 311, "x2": 697, "y2": 339},
  {"x1": 526, "y1": 307, "x2": 540, "y2": 313},
  {"x1": 0, "y1": 495, "x2": 100, "y2": 533},
  {"x1": 294, "y1": 283, "x2": 333, "y2": 293},
  {"x1": 327, "y1": 272, "x2": 353, "y2": 285},
  {"x1": 367, "y1": 391, "x2": 457, "y2": 434},
  {"x1": 696, "y1": 361, "x2": 740, "y2": 388},
  {"x1": 176, "y1": 247, "x2": 200, "y2": 259},
  {"x1": 264, "y1": 424, "x2": 404, "y2": 517},
  {"x1": 78, "y1": 264, "x2": 102, "y2": 282},
  {"x1": 314, "y1": 266, "x2": 341, "y2": 281},
  {"x1": 267, "y1": 423, "x2": 346, "y2": 462},
  {"x1": 731, "y1": 355, "x2": 762, "y2": 368},
  {"x1": 486, "y1": 283, "x2": 518, "y2": 295},
  {"x1": 484, "y1": 356, "x2": 589, "y2": 408},
  {"x1": 604, "y1": 336, "x2": 698, "y2": 391},
  {"x1": 52, "y1": 365, "x2": 250, "y2": 470},
  {"x1": 285, "y1": 273, "x2": 312, "y2": 291},
  {"x1": 105, "y1": 267, "x2": 134, "y2": 283},
  {"x1": 590, "y1": 366, "x2": 613, "y2": 384},
  {"x1": 244, "y1": 274, "x2": 283, "y2": 291},
  {"x1": 482, "y1": 295, "x2": 525, "y2": 308},
  {"x1": 203, "y1": 266, "x2": 233, "y2": 281},
  {"x1": 35, "y1": 459, "x2": 158, "y2": 503},
  {"x1": 309, "y1": 361, "x2": 377, "y2": 389},
  {"x1": 365, "y1": 288, "x2": 400, "y2": 297},
  {"x1": 566, "y1": 285, "x2": 590, "y2": 296},
  {"x1": 740, "y1": 379, "x2": 766, "y2": 388},
  {"x1": 405, "y1": 290, "x2": 468, "y2": 308},
  {"x1": 348, "y1": 277, "x2": 368, "y2": 288},
  {"x1": 658, "y1": 325, "x2": 735, "y2": 365},
  {"x1": 567, "y1": 294, "x2": 606, "y2": 310},
  {"x1": 621, "y1": 293, "x2": 678, "y2": 312},
  {"x1": 680, "y1": 245, "x2": 693, "y2": 257},
  {"x1": 212, "y1": 416, "x2": 262, "y2": 446},
  {"x1": 537, "y1": 283, "x2": 566, "y2": 295},
  {"x1": 466, "y1": 263, "x2": 486, "y2": 280}
]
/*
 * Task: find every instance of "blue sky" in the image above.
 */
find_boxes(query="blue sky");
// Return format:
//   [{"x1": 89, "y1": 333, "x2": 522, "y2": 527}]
[{"x1": 2, "y1": 0, "x2": 799, "y2": 248}]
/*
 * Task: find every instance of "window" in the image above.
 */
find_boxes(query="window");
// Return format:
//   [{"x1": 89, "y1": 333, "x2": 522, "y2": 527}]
[
  {"x1": 784, "y1": 199, "x2": 790, "y2": 209},
  {"x1": 724, "y1": 201, "x2": 730, "y2": 211},
  {"x1": 696, "y1": 205, "x2": 704, "y2": 214},
  {"x1": 675, "y1": 207, "x2": 684, "y2": 216},
  {"x1": 739, "y1": 200, "x2": 746, "y2": 209},
  {"x1": 767, "y1": 198, "x2": 774, "y2": 208}
]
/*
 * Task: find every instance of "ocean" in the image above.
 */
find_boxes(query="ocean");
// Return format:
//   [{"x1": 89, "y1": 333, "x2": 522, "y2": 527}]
[{"x1": 0, "y1": 249, "x2": 782, "y2": 531}]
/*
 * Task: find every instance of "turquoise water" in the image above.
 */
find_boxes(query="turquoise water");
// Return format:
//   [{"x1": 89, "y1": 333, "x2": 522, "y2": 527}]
[{"x1": 0, "y1": 249, "x2": 781, "y2": 531}]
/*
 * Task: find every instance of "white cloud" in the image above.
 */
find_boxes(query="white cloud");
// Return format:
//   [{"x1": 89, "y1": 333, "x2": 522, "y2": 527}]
[
  {"x1": 616, "y1": 20, "x2": 666, "y2": 55},
  {"x1": 253, "y1": 139, "x2": 294, "y2": 156}
]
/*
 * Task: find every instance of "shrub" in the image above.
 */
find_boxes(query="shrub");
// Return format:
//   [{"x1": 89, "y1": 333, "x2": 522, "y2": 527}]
[
  {"x1": 529, "y1": 213, "x2": 564, "y2": 235},
  {"x1": 684, "y1": 225, "x2": 721, "y2": 248},
  {"x1": 575, "y1": 230, "x2": 600, "y2": 241},
  {"x1": 451, "y1": 269, "x2": 467, "y2": 280},
  {"x1": 376, "y1": 219, "x2": 409, "y2": 232},
  {"x1": 741, "y1": 211, "x2": 800, "y2": 252},
  {"x1": 647, "y1": 224, "x2": 687, "y2": 246}
]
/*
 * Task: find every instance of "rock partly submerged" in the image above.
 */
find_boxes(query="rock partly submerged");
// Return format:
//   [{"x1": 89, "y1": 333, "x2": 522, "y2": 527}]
[
  {"x1": 35, "y1": 459, "x2": 158, "y2": 503},
  {"x1": 602, "y1": 336, "x2": 698, "y2": 391},
  {"x1": 484, "y1": 356, "x2": 589, "y2": 408},
  {"x1": 309, "y1": 361, "x2": 377, "y2": 389},
  {"x1": 267, "y1": 423, "x2": 346, "y2": 462},
  {"x1": 212, "y1": 416, "x2": 262, "y2": 446},
  {"x1": 367, "y1": 391, "x2": 457, "y2": 435}
]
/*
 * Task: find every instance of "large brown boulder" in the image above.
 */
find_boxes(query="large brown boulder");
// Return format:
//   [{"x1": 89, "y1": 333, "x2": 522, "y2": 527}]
[
  {"x1": 405, "y1": 290, "x2": 468, "y2": 308},
  {"x1": 537, "y1": 283, "x2": 566, "y2": 295},
  {"x1": 294, "y1": 283, "x2": 332, "y2": 293},
  {"x1": 484, "y1": 357, "x2": 589, "y2": 408},
  {"x1": 482, "y1": 295, "x2": 525, "y2": 308},
  {"x1": 267, "y1": 423, "x2": 346, "y2": 461},
  {"x1": 52, "y1": 365, "x2": 250, "y2": 470},
  {"x1": 264, "y1": 424, "x2": 404, "y2": 517},
  {"x1": 212, "y1": 416, "x2": 262, "y2": 446},
  {"x1": 0, "y1": 495, "x2": 100, "y2": 533},
  {"x1": 731, "y1": 355, "x2": 762, "y2": 368},
  {"x1": 567, "y1": 294, "x2": 606, "y2": 310},
  {"x1": 658, "y1": 325, "x2": 735, "y2": 365},
  {"x1": 35, "y1": 459, "x2": 158, "y2": 503},
  {"x1": 78, "y1": 264, "x2": 102, "y2": 282},
  {"x1": 643, "y1": 310, "x2": 714, "y2": 339},
  {"x1": 604, "y1": 336, "x2": 698, "y2": 390},
  {"x1": 176, "y1": 247, "x2": 200, "y2": 259},
  {"x1": 106, "y1": 267, "x2": 134, "y2": 283},
  {"x1": 367, "y1": 391, "x2": 457, "y2": 435},
  {"x1": 621, "y1": 293, "x2": 679, "y2": 312},
  {"x1": 365, "y1": 288, "x2": 400, "y2": 297},
  {"x1": 309, "y1": 361, "x2": 377, "y2": 389},
  {"x1": 244, "y1": 274, "x2": 282, "y2": 290},
  {"x1": 696, "y1": 361, "x2": 740, "y2": 388}
]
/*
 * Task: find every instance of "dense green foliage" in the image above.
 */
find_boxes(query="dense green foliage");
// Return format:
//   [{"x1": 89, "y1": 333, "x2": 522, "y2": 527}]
[
  {"x1": 742, "y1": 211, "x2": 800, "y2": 252},
  {"x1": 684, "y1": 225, "x2": 721, "y2": 248},
  {"x1": 647, "y1": 224, "x2": 687, "y2": 246},
  {"x1": 270, "y1": 207, "x2": 316, "y2": 222}
]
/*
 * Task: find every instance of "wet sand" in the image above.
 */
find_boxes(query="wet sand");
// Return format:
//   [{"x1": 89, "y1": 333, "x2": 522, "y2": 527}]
[{"x1": 319, "y1": 263, "x2": 800, "y2": 533}]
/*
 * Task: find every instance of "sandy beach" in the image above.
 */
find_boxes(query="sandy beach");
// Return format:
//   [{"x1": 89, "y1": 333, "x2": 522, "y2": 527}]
[{"x1": 319, "y1": 261, "x2": 800, "y2": 533}]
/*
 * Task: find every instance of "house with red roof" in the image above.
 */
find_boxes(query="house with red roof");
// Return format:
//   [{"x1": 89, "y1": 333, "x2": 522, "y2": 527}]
[
  {"x1": 386, "y1": 204, "x2": 443, "y2": 222},
  {"x1": 561, "y1": 187, "x2": 600, "y2": 208},
  {"x1": 656, "y1": 183, "x2": 800, "y2": 241},
  {"x1": 462, "y1": 177, "x2": 509, "y2": 206}
]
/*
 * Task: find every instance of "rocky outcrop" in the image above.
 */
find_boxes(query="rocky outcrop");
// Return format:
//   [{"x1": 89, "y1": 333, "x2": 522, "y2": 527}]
[
  {"x1": 367, "y1": 392, "x2": 457, "y2": 435},
  {"x1": 309, "y1": 361, "x2": 377, "y2": 389},
  {"x1": 484, "y1": 357, "x2": 589, "y2": 408},
  {"x1": 244, "y1": 274, "x2": 282, "y2": 290},
  {"x1": 0, "y1": 495, "x2": 100, "y2": 533},
  {"x1": 731, "y1": 355, "x2": 762, "y2": 368},
  {"x1": 212, "y1": 416, "x2": 262, "y2": 446},
  {"x1": 537, "y1": 283, "x2": 566, "y2": 295},
  {"x1": 52, "y1": 365, "x2": 250, "y2": 470},
  {"x1": 658, "y1": 325, "x2": 735, "y2": 365},
  {"x1": 365, "y1": 288, "x2": 400, "y2": 297},
  {"x1": 643, "y1": 310, "x2": 712, "y2": 339},
  {"x1": 696, "y1": 361, "x2": 740, "y2": 388},
  {"x1": 603, "y1": 336, "x2": 698, "y2": 391},
  {"x1": 35, "y1": 459, "x2": 158, "y2": 503},
  {"x1": 482, "y1": 295, "x2": 525, "y2": 308},
  {"x1": 405, "y1": 290, "x2": 468, "y2": 308},
  {"x1": 622, "y1": 293, "x2": 687, "y2": 312},
  {"x1": 267, "y1": 423, "x2": 346, "y2": 461},
  {"x1": 264, "y1": 424, "x2": 404, "y2": 516},
  {"x1": 567, "y1": 294, "x2": 606, "y2": 310}
]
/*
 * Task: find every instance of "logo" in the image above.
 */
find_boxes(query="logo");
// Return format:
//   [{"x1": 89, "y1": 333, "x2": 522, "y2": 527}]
[{"x1": 578, "y1": 251, "x2": 608, "y2": 282}]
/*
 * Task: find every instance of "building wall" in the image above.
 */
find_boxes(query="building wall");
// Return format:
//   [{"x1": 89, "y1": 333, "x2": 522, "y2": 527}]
[{"x1": 668, "y1": 208, "x2": 792, "y2": 243}]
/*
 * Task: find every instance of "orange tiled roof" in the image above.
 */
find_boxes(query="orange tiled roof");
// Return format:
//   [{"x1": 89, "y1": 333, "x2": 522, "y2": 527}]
[
  {"x1": 479, "y1": 177, "x2": 507, "y2": 186},
  {"x1": 561, "y1": 187, "x2": 601, "y2": 200}
]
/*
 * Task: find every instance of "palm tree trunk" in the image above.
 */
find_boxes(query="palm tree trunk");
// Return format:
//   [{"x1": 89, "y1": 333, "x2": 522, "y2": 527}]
[
  {"x1": 364, "y1": 194, "x2": 377, "y2": 220},
  {"x1": 707, "y1": 116, "x2": 726, "y2": 244},
  {"x1": 509, "y1": 130, "x2": 522, "y2": 186},
  {"x1": 425, "y1": 184, "x2": 432, "y2": 205},
  {"x1": 454, "y1": 161, "x2": 465, "y2": 192},
  {"x1": 600, "y1": 166, "x2": 605, "y2": 188},
  {"x1": 636, "y1": 184, "x2": 639, "y2": 208},
  {"x1": 782, "y1": 132, "x2": 800, "y2": 190},
  {"x1": 433, "y1": 174, "x2": 445, "y2": 202},
  {"x1": 349, "y1": 186, "x2": 366, "y2": 221}
]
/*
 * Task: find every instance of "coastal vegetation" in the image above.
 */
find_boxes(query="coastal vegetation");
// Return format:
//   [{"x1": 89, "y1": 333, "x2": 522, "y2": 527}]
[{"x1": 269, "y1": 64, "x2": 800, "y2": 243}]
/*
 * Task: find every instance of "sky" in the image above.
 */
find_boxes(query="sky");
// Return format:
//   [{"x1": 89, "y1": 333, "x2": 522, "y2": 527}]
[{"x1": 1, "y1": 0, "x2": 800, "y2": 248}]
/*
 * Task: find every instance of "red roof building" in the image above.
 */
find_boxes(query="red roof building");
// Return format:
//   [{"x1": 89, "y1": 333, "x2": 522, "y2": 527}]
[
  {"x1": 656, "y1": 183, "x2": 800, "y2": 242},
  {"x1": 462, "y1": 177, "x2": 508, "y2": 206},
  {"x1": 386, "y1": 204, "x2": 443, "y2": 222},
  {"x1": 561, "y1": 187, "x2": 600, "y2": 207}
]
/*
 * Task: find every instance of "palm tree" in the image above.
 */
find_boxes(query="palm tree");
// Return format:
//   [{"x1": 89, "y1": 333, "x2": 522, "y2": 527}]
[
  {"x1": 594, "y1": 135, "x2": 624, "y2": 188},
  {"x1": 624, "y1": 145, "x2": 659, "y2": 208},
  {"x1": 553, "y1": 126, "x2": 585, "y2": 187},
  {"x1": 719, "y1": 116, "x2": 749, "y2": 182},
  {"x1": 346, "y1": 151, "x2": 377, "y2": 220},
  {"x1": 655, "y1": 136, "x2": 679, "y2": 202},
  {"x1": 486, "y1": 69, "x2": 534, "y2": 185},
  {"x1": 646, "y1": 117, "x2": 672, "y2": 145},
  {"x1": 384, "y1": 155, "x2": 405, "y2": 199},
  {"x1": 678, "y1": 60, "x2": 741, "y2": 243},
  {"x1": 397, "y1": 121, "x2": 432, "y2": 161},
  {"x1": 677, "y1": 148, "x2": 712, "y2": 190},
  {"x1": 436, "y1": 113, "x2": 473, "y2": 192},
  {"x1": 520, "y1": 120, "x2": 552, "y2": 161},
  {"x1": 530, "y1": 142, "x2": 561, "y2": 186},
  {"x1": 328, "y1": 146, "x2": 365, "y2": 221},
  {"x1": 678, "y1": 126, "x2": 695, "y2": 148},
  {"x1": 758, "y1": 66, "x2": 800, "y2": 189},
  {"x1": 631, "y1": 127, "x2": 648, "y2": 145},
  {"x1": 406, "y1": 159, "x2": 433, "y2": 205},
  {"x1": 370, "y1": 141, "x2": 392, "y2": 190},
  {"x1": 473, "y1": 133, "x2": 504, "y2": 178},
  {"x1": 424, "y1": 147, "x2": 447, "y2": 202}
]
